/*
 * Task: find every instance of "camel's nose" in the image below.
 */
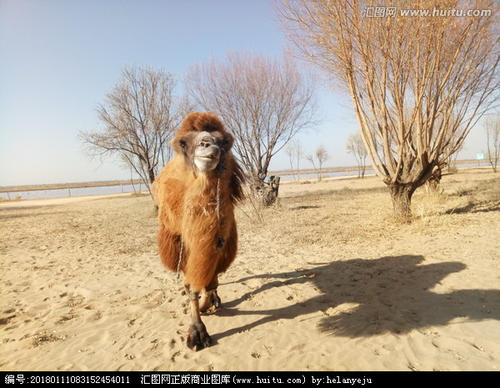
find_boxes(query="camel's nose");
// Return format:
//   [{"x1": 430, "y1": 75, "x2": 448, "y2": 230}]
[
  {"x1": 199, "y1": 134, "x2": 217, "y2": 149},
  {"x1": 200, "y1": 138, "x2": 214, "y2": 148}
]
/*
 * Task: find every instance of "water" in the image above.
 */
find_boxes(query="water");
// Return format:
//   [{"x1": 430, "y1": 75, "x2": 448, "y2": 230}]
[
  {"x1": 277, "y1": 168, "x2": 376, "y2": 181},
  {"x1": 0, "y1": 184, "x2": 144, "y2": 201},
  {"x1": 1, "y1": 172, "x2": 366, "y2": 201},
  {"x1": 0, "y1": 161, "x2": 491, "y2": 201}
]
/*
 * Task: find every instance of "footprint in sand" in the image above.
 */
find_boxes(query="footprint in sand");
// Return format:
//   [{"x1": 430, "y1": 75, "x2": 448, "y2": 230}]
[
  {"x1": 0, "y1": 312, "x2": 16, "y2": 325},
  {"x1": 56, "y1": 313, "x2": 77, "y2": 324}
]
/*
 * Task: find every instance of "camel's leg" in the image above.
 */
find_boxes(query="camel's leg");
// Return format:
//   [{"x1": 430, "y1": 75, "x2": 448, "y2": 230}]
[
  {"x1": 199, "y1": 224, "x2": 237, "y2": 313},
  {"x1": 185, "y1": 285, "x2": 212, "y2": 351},
  {"x1": 158, "y1": 224, "x2": 181, "y2": 273},
  {"x1": 199, "y1": 276, "x2": 221, "y2": 314}
]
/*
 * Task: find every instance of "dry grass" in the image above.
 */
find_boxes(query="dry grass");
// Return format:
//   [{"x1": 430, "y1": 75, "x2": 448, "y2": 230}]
[
  {"x1": 234, "y1": 168, "x2": 499, "y2": 269},
  {"x1": 412, "y1": 172, "x2": 500, "y2": 228},
  {"x1": 1, "y1": 169, "x2": 497, "y2": 260}
]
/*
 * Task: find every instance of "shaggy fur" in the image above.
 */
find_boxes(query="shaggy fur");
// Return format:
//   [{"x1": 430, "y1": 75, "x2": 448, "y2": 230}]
[{"x1": 152, "y1": 112, "x2": 244, "y2": 350}]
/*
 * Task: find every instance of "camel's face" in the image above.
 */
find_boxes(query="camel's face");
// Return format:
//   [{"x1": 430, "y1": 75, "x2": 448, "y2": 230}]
[{"x1": 193, "y1": 131, "x2": 221, "y2": 172}]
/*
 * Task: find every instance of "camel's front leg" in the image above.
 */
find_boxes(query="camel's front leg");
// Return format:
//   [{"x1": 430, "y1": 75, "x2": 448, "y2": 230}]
[{"x1": 185, "y1": 285, "x2": 212, "y2": 351}]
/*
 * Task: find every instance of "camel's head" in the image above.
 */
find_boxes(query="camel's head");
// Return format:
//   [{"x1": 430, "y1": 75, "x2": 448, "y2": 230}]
[
  {"x1": 192, "y1": 131, "x2": 221, "y2": 172},
  {"x1": 172, "y1": 112, "x2": 234, "y2": 175}
]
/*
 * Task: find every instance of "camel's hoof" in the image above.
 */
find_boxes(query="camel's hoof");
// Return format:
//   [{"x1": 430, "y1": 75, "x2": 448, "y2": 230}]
[
  {"x1": 187, "y1": 322, "x2": 212, "y2": 351},
  {"x1": 200, "y1": 291, "x2": 222, "y2": 314},
  {"x1": 213, "y1": 293, "x2": 221, "y2": 309}
]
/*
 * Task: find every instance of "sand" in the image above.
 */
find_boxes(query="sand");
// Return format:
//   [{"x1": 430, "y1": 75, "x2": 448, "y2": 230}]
[{"x1": 1, "y1": 169, "x2": 499, "y2": 371}]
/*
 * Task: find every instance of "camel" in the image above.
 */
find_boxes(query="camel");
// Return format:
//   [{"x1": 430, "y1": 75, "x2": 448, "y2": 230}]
[{"x1": 152, "y1": 112, "x2": 244, "y2": 351}]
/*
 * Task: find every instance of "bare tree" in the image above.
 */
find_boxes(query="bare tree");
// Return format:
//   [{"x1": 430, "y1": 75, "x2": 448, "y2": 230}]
[
  {"x1": 485, "y1": 116, "x2": 500, "y2": 172},
  {"x1": 307, "y1": 145, "x2": 329, "y2": 181},
  {"x1": 80, "y1": 66, "x2": 191, "y2": 198},
  {"x1": 186, "y1": 52, "x2": 317, "y2": 204},
  {"x1": 279, "y1": 0, "x2": 499, "y2": 220},
  {"x1": 286, "y1": 139, "x2": 304, "y2": 180},
  {"x1": 346, "y1": 132, "x2": 368, "y2": 178}
]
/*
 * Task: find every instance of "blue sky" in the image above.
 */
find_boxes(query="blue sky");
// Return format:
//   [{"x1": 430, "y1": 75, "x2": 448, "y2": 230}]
[{"x1": 0, "y1": 0, "x2": 486, "y2": 186}]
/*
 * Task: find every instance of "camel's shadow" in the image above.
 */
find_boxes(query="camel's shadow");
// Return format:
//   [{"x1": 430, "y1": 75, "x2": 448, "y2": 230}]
[{"x1": 213, "y1": 255, "x2": 500, "y2": 341}]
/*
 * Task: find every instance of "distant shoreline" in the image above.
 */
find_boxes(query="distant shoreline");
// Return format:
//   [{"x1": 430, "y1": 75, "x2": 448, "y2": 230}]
[
  {"x1": 0, "y1": 165, "x2": 493, "y2": 207},
  {"x1": 0, "y1": 179, "x2": 145, "y2": 193},
  {"x1": 0, "y1": 159, "x2": 490, "y2": 194},
  {"x1": 0, "y1": 192, "x2": 149, "y2": 208}
]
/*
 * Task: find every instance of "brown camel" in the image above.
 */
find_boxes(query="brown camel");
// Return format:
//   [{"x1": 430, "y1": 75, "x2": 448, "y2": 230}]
[{"x1": 152, "y1": 112, "x2": 244, "y2": 351}]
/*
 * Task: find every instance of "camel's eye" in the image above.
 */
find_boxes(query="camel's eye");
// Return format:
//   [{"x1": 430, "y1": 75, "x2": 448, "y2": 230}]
[{"x1": 179, "y1": 139, "x2": 187, "y2": 150}]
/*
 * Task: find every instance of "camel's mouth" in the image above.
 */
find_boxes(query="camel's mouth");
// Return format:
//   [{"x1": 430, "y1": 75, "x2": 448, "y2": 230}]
[
  {"x1": 197, "y1": 155, "x2": 217, "y2": 160},
  {"x1": 194, "y1": 152, "x2": 220, "y2": 172},
  {"x1": 195, "y1": 151, "x2": 220, "y2": 163}
]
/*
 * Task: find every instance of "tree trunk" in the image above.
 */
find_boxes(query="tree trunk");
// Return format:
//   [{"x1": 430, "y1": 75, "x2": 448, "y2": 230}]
[
  {"x1": 425, "y1": 165, "x2": 442, "y2": 193},
  {"x1": 250, "y1": 175, "x2": 280, "y2": 206},
  {"x1": 389, "y1": 183, "x2": 416, "y2": 222},
  {"x1": 148, "y1": 168, "x2": 156, "y2": 186},
  {"x1": 267, "y1": 176, "x2": 280, "y2": 205},
  {"x1": 148, "y1": 168, "x2": 159, "y2": 216}
]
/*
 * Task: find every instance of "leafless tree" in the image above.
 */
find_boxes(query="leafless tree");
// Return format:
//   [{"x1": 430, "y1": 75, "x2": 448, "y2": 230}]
[
  {"x1": 346, "y1": 132, "x2": 368, "y2": 178},
  {"x1": 286, "y1": 139, "x2": 304, "y2": 180},
  {"x1": 185, "y1": 52, "x2": 317, "y2": 203},
  {"x1": 485, "y1": 116, "x2": 500, "y2": 172},
  {"x1": 80, "y1": 66, "x2": 191, "y2": 198},
  {"x1": 307, "y1": 145, "x2": 329, "y2": 181},
  {"x1": 279, "y1": 0, "x2": 499, "y2": 220}
]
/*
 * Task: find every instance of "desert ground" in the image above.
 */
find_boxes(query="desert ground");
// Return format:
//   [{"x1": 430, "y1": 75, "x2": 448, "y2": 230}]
[{"x1": 1, "y1": 168, "x2": 499, "y2": 371}]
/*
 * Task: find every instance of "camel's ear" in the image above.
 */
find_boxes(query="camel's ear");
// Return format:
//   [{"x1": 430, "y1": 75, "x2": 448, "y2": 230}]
[
  {"x1": 230, "y1": 159, "x2": 245, "y2": 203},
  {"x1": 221, "y1": 132, "x2": 234, "y2": 152}
]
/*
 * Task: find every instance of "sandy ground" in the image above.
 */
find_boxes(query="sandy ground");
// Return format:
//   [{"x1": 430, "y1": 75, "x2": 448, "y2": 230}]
[{"x1": 1, "y1": 169, "x2": 499, "y2": 371}]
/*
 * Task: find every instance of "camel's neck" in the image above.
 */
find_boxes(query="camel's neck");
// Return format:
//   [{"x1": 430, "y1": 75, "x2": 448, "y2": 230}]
[
  {"x1": 186, "y1": 172, "x2": 231, "y2": 211},
  {"x1": 192, "y1": 172, "x2": 217, "y2": 195}
]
